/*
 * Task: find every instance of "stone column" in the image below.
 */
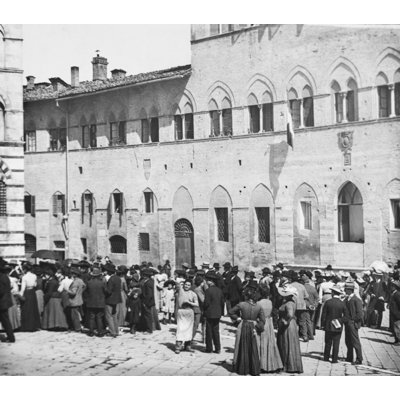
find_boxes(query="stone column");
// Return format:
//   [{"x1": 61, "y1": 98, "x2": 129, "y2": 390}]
[
  {"x1": 341, "y1": 92, "x2": 348, "y2": 123},
  {"x1": 299, "y1": 99, "x2": 304, "y2": 128},
  {"x1": 389, "y1": 84, "x2": 395, "y2": 117}
]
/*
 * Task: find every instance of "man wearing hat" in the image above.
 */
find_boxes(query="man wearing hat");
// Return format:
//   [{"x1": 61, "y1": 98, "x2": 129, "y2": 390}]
[
  {"x1": 67, "y1": 266, "x2": 86, "y2": 332},
  {"x1": 321, "y1": 285, "x2": 346, "y2": 363},
  {"x1": 259, "y1": 267, "x2": 272, "y2": 285},
  {"x1": 203, "y1": 271, "x2": 225, "y2": 353},
  {"x1": 389, "y1": 280, "x2": 400, "y2": 345},
  {"x1": 226, "y1": 265, "x2": 242, "y2": 311},
  {"x1": 0, "y1": 259, "x2": 15, "y2": 343},
  {"x1": 104, "y1": 264, "x2": 122, "y2": 337},
  {"x1": 85, "y1": 266, "x2": 107, "y2": 337},
  {"x1": 201, "y1": 262, "x2": 210, "y2": 273},
  {"x1": 290, "y1": 271, "x2": 310, "y2": 342},
  {"x1": 343, "y1": 281, "x2": 364, "y2": 364}
]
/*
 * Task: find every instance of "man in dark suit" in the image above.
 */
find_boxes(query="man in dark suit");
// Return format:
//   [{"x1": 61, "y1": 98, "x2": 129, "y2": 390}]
[
  {"x1": 84, "y1": 266, "x2": 107, "y2": 337},
  {"x1": 226, "y1": 265, "x2": 242, "y2": 311},
  {"x1": 0, "y1": 259, "x2": 15, "y2": 343},
  {"x1": 203, "y1": 271, "x2": 225, "y2": 353},
  {"x1": 321, "y1": 285, "x2": 346, "y2": 363},
  {"x1": 140, "y1": 268, "x2": 156, "y2": 334},
  {"x1": 104, "y1": 263, "x2": 122, "y2": 337},
  {"x1": 344, "y1": 281, "x2": 364, "y2": 364},
  {"x1": 389, "y1": 280, "x2": 400, "y2": 345}
]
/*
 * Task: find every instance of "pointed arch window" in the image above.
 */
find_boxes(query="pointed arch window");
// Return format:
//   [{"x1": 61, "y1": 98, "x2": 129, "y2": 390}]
[
  {"x1": 81, "y1": 191, "x2": 94, "y2": 225},
  {"x1": 338, "y1": 182, "x2": 364, "y2": 243},
  {"x1": 209, "y1": 99, "x2": 220, "y2": 137},
  {"x1": 144, "y1": 189, "x2": 154, "y2": 213},
  {"x1": 248, "y1": 94, "x2": 260, "y2": 133},
  {"x1": 52, "y1": 191, "x2": 65, "y2": 216},
  {"x1": 221, "y1": 97, "x2": 233, "y2": 136},
  {"x1": 302, "y1": 85, "x2": 314, "y2": 127},
  {"x1": 377, "y1": 73, "x2": 391, "y2": 118}
]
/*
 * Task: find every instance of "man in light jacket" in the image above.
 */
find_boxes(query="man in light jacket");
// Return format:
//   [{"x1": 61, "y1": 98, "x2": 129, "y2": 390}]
[{"x1": 67, "y1": 266, "x2": 86, "y2": 332}]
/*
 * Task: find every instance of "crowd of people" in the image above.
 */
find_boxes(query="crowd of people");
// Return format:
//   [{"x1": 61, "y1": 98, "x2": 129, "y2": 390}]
[{"x1": 1, "y1": 256, "x2": 400, "y2": 376}]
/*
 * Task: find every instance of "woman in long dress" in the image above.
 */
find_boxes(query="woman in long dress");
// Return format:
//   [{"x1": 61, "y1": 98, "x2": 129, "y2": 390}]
[
  {"x1": 34, "y1": 264, "x2": 44, "y2": 322},
  {"x1": 20, "y1": 263, "x2": 41, "y2": 332},
  {"x1": 8, "y1": 271, "x2": 21, "y2": 330},
  {"x1": 257, "y1": 284, "x2": 283, "y2": 373},
  {"x1": 229, "y1": 281, "x2": 266, "y2": 376},
  {"x1": 277, "y1": 286, "x2": 303, "y2": 373},
  {"x1": 42, "y1": 267, "x2": 68, "y2": 330},
  {"x1": 175, "y1": 279, "x2": 198, "y2": 354}
]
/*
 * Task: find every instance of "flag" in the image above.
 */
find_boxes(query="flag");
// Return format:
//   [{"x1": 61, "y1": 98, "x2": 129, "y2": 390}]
[{"x1": 286, "y1": 107, "x2": 294, "y2": 149}]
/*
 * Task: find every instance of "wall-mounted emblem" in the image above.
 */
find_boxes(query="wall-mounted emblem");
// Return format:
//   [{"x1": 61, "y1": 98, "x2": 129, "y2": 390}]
[{"x1": 338, "y1": 131, "x2": 353, "y2": 166}]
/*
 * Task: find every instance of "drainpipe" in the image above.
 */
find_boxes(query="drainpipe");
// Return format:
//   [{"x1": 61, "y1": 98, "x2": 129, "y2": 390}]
[
  {"x1": 56, "y1": 99, "x2": 69, "y2": 258},
  {"x1": 231, "y1": 208, "x2": 235, "y2": 267}
]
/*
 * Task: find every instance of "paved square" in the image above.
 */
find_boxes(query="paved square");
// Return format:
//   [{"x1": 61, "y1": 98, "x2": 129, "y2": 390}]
[{"x1": 1, "y1": 313, "x2": 399, "y2": 376}]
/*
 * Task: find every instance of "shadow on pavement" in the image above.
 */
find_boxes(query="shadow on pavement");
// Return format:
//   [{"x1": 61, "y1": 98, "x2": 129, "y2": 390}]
[
  {"x1": 209, "y1": 360, "x2": 233, "y2": 373},
  {"x1": 301, "y1": 351, "x2": 324, "y2": 361},
  {"x1": 361, "y1": 337, "x2": 393, "y2": 345}
]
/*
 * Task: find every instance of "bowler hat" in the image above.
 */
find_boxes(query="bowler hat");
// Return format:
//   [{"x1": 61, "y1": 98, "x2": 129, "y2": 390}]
[
  {"x1": 231, "y1": 265, "x2": 239, "y2": 273},
  {"x1": 104, "y1": 264, "x2": 116, "y2": 274},
  {"x1": 201, "y1": 262, "x2": 210, "y2": 268},
  {"x1": 205, "y1": 271, "x2": 218, "y2": 281},
  {"x1": 223, "y1": 262, "x2": 231, "y2": 269},
  {"x1": 90, "y1": 267, "x2": 102, "y2": 276},
  {"x1": 246, "y1": 280, "x2": 258, "y2": 291}
]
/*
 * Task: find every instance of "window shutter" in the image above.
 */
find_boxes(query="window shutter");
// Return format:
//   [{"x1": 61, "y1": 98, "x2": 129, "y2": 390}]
[
  {"x1": 52, "y1": 194, "x2": 58, "y2": 216},
  {"x1": 31, "y1": 195, "x2": 36, "y2": 216},
  {"x1": 61, "y1": 194, "x2": 66, "y2": 215},
  {"x1": 262, "y1": 103, "x2": 273, "y2": 131},
  {"x1": 395, "y1": 83, "x2": 400, "y2": 116},
  {"x1": 150, "y1": 118, "x2": 159, "y2": 143},
  {"x1": 81, "y1": 193, "x2": 85, "y2": 223},
  {"x1": 222, "y1": 108, "x2": 232, "y2": 135},
  {"x1": 90, "y1": 125, "x2": 97, "y2": 148},
  {"x1": 120, "y1": 193, "x2": 124, "y2": 215},
  {"x1": 346, "y1": 90, "x2": 355, "y2": 121},
  {"x1": 174, "y1": 115, "x2": 183, "y2": 140},
  {"x1": 184, "y1": 113, "x2": 194, "y2": 139},
  {"x1": 303, "y1": 97, "x2": 314, "y2": 127},
  {"x1": 89, "y1": 194, "x2": 93, "y2": 215},
  {"x1": 118, "y1": 121, "x2": 126, "y2": 144}
]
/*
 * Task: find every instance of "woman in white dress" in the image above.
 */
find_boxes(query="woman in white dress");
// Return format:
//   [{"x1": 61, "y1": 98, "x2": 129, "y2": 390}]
[{"x1": 175, "y1": 279, "x2": 198, "y2": 354}]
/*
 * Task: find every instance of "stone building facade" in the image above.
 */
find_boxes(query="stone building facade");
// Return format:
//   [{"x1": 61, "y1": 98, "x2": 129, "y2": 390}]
[
  {"x1": 0, "y1": 24, "x2": 24, "y2": 261},
  {"x1": 23, "y1": 24, "x2": 400, "y2": 270}
]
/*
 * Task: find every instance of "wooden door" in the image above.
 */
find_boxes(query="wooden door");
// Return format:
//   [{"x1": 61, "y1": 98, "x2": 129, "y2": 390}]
[{"x1": 175, "y1": 219, "x2": 194, "y2": 268}]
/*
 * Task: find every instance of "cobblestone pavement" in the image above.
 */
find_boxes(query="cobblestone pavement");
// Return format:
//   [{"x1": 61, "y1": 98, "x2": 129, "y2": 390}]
[{"x1": 1, "y1": 313, "x2": 399, "y2": 376}]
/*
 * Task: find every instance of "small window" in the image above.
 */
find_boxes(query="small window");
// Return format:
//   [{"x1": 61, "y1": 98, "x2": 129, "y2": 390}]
[
  {"x1": 378, "y1": 85, "x2": 391, "y2": 118},
  {"x1": 81, "y1": 238, "x2": 87, "y2": 254},
  {"x1": 82, "y1": 125, "x2": 90, "y2": 148},
  {"x1": 144, "y1": 191, "x2": 154, "y2": 213},
  {"x1": 24, "y1": 194, "x2": 35, "y2": 216},
  {"x1": 25, "y1": 234, "x2": 36, "y2": 258},
  {"x1": 139, "y1": 232, "x2": 150, "y2": 251},
  {"x1": 113, "y1": 192, "x2": 123, "y2": 214},
  {"x1": 141, "y1": 119, "x2": 150, "y2": 143},
  {"x1": 110, "y1": 122, "x2": 119, "y2": 146},
  {"x1": 150, "y1": 117, "x2": 159, "y2": 143},
  {"x1": 49, "y1": 129, "x2": 59, "y2": 151},
  {"x1": 391, "y1": 199, "x2": 400, "y2": 229},
  {"x1": 255, "y1": 207, "x2": 270, "y2": 243},
  {"x1": 0, "y1": 181, "x2": 6, "y2": 216},
  {"x1": 175, "y1": 115, "x2": 183, "y2": 140},
  {"x1": 334, "y1": 92, "x2": 343, "y2": 123},
  {"x1": 25, "y1": 130, "x2": 36, "y2": 152},
  {"x1": 52, "y1": 193, "x2": 65, "y2": 216},
  {"x1": 301, "y1": 201, "x2": 312, "y2": 230},
  {"x1": 54, "y1": 240, "x2": 65, "y2": 261},
  {"x1": 81, "y1": 192, "x2": 93, "y2": 224},
  {"x1": 110, "y1": 235, "x2": 127, "y2": 254},
  {"x1": 222, "y1": 105, "x2": 232, "y2": 136},
  {"x1": 215, "y1": 207, "x2": 229, "y2": 242}
]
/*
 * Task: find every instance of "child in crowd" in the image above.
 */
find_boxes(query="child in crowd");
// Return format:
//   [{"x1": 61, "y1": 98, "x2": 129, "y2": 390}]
[
  {"x1": 126, "y1": 287, "x2": 142, "y2": 335},
  {"x1": 162, "y1": 280, "x2": 175, "y2": 324}
]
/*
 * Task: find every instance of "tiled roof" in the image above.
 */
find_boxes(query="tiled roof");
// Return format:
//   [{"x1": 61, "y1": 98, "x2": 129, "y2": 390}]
[{"x1": 23, "y1": 64, "x2": 192, "y2": 102}]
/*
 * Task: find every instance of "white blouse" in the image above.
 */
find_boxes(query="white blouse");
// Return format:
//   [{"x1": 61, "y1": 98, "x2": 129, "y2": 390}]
[{"x1": 20, "y1": 271, "x2": 37, "y2": 296}]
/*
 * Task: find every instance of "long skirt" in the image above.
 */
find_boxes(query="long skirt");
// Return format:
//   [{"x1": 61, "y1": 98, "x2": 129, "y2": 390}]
[
  {"x1": 277, "y1": 319, "x2": 303, "y2": 373},
  {"x1": 42, "y1": 298, "x2": 68, "y2": 330},
  {"x1": 233, "y1": 320, "x2": 260, "y2": 376},
  {"x1": 151, "y1": 306, "x2": 161, "y2": 331},
  {"x1": 8, "y1": 294, "x2": 21, "y2": 330},
  {"x1": 176, "y1": 308, "x2": 194, "y2": 342},
  {"x1": 36, "y1": 289, "x2": 44, "y2": 317},
  {"x1": 257, "y1": 317, "x2": 283, "y2": 372},
  {"x1": 20, "y1": 289, "x2": 41, "y2": 332},
  {"x1": 116, "y1": 291, "x2": 128, "y2": 327}
]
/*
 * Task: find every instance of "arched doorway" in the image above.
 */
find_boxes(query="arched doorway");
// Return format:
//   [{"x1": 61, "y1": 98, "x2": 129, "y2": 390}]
[{"x1": 175, "y1": 218, "x2": 194, "y2": 268}]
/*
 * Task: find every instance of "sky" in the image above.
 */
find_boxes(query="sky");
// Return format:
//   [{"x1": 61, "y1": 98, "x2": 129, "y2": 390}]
[{"x1": 22, "y1": 25, "x2": 191, "y2": 84}]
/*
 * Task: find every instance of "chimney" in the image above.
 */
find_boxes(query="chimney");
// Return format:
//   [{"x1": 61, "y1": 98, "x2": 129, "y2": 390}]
[
  {"x1": 111, "y1": 69, "x2": 126, "y2": 80},
  {"x1": 26, "y1": 75, "x2": 35, "y2": 90},
  {"x1": 71, "y1": 66, "x2": 79, "y2": 87},
  {"x1": 49, "y1": 77, "x2": 68, "y2": 91},
  {"x1": 92, "y1": 54, "x2": 108, "y2": 81}
]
